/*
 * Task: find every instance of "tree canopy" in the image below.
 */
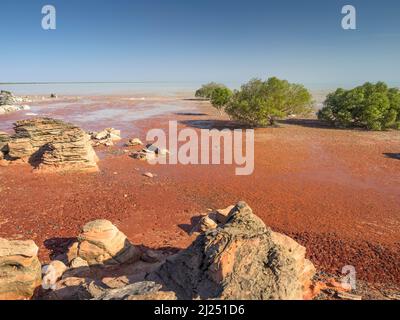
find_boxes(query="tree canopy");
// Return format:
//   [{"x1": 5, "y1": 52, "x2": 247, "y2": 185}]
[
  {"x1": 210, "y1": 87, "x2": 232, "y2": 114},
  {"x1": 318, "y1": 82, "x2": 400, "y2": 130}
]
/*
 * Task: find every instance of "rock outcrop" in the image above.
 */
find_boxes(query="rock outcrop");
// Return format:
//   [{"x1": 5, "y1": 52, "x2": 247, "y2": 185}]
[
  {"x1": 149, "y1": 201, "x2": 315, "y2": 300},
  {"x1": 4, "y1": 118, "x2": 98, "y2": 171},
  {"x1": 67, "y1": 219, "x2": 141, "y2": 266},
  {"x1": 0, "y1": 90, "x2": 30, "y2": 114},
  {"x1": 0, "y1": 238, "x2": 42, "y2": 300}
]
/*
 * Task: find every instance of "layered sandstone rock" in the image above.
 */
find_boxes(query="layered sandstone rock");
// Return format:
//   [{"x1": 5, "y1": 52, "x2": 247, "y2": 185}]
[
  {"x1": 0, "y1": 238, "x2": 42, "y2": 300},
  {"x1": 67, "y1": 219, "x2": 141, "y2": 266},
  {"x1": 150, "y1": 201, "x2": 315, "y2": 300},
  {"x1": 5, "y1": 118, "x2": 98, "y2": 171}
]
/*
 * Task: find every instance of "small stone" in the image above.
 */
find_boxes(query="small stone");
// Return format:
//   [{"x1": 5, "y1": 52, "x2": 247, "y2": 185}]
[
  {"x1": 70, "y1": 257, "x2": 89, "y2": 269},
  {"x1": 145, "y1": 143, "x2": 169, "y2": 155},
  {"x1": 143, "y1": 172, "x2": 154, "y2": 178},
  {"x1": 125, "y1": 138, "x2": 143, "y2": 147},
  {"x1": 199, "y1": 216, "x2": 218, "y2": 232},
  {"x1": 42, "y1": 260, "x2": 68, "y2": 290}
]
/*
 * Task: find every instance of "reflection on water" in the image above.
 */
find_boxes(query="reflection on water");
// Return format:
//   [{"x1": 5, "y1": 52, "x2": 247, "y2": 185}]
[{"x1": 68, "y1": 103, "x2": 187, "y2": 123}]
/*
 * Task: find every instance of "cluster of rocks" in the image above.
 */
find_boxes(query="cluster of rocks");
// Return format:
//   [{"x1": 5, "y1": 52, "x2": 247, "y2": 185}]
[
  {"x1": 131, "y1": 143, "x2": 169, "y2": 161},
  {"x1": 125, "y1": 138, "x2": 143, "y2": 147},
  {"x1": 0, "y1": 202, "x2": 323, "y2": 300},
  {"x1": 0, "y1": 90, "x2": 30, "y2": 114},
  {"x1": 0, "y1": 117, "x2": 99, "y2": 171},
  {"x1": 89, "y1": 128, "x2": 121, "y2": 147}
]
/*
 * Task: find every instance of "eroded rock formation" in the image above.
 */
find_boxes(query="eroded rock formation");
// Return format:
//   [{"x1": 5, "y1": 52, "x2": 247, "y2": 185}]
[
  {"x1": 3, "y1": 118, "x2": 98, "y2": 171},
  {"x1": 149, "y1": 201, "x2": 316, "y2": 300},
  {"x1": 0, "y1": 238, "x2": 42, "y2": 300},
  {"x1": 67, "y1": 219, "x2": 141, "y2": 266}
]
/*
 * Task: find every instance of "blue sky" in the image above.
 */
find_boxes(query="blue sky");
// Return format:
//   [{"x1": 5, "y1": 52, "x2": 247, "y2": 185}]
[{"x1": 1, "y1": 0, "x2": 399, "y2": 88}]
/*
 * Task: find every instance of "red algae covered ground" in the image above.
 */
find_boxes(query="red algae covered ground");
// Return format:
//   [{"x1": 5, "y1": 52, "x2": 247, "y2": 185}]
[{"x1": 0, "y1": 96, "x2": 399, "y2": 291}]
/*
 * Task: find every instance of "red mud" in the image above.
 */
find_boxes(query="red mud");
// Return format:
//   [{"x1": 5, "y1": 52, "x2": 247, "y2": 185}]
[{"x1": 0, "y1": 96, "x2": 399, "y2": 288}]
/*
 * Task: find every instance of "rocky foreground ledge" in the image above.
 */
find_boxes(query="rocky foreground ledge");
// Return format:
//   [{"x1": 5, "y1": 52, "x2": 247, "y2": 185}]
[{"x1": 0, "y1": 202, "x2": 323, "y2": 300}]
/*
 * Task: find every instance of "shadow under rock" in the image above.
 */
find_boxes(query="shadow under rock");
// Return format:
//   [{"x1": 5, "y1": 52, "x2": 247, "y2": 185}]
[
  {"x1": 44, "y1": 237, "x2": 77, "y2": 262},
  {"x1": 383, "y1": 153, "x2": 400, "y2": 160}
]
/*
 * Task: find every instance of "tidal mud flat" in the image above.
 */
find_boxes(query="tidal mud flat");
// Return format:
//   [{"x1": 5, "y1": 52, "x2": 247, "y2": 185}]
[{"x1": 0, "y1": 95, "x2": 399, "y2": 298}]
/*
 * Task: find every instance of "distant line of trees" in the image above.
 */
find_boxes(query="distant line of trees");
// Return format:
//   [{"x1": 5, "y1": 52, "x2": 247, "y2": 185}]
[{"x1": 195, "y1": 79, "x2": 400, "y2": 130}]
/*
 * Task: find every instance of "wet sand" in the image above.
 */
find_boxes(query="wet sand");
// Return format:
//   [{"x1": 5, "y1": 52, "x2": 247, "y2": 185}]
[{"x1": 0, "y1": 95, "x2": 399, "y2": 290}]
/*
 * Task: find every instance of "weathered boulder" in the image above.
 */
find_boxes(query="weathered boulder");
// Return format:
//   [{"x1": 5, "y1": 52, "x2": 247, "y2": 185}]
[
  {"x1": 5, "y1": 118, "x2": 99, "y2": 171},
  {"x1": 0, "y1": 238, "x2": 42, "y2": 300},
  {"x1": 67, "y1": 220, "x2": 141, "y2": 266},
  {"x1": 149, "y1": 202, "x2": 315, "y2": 300}
]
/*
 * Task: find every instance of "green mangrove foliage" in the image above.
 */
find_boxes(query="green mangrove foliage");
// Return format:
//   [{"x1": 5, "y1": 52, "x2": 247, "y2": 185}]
[
  {"x1": 195, "y1": 82, "x2": 227, "y2": 99},
  {"x1": 224, "y1": 77, "x2": 313, "y2": 126},
  {"x1": 318, "y1": 82, "x2": 400, "y2": 130}
]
